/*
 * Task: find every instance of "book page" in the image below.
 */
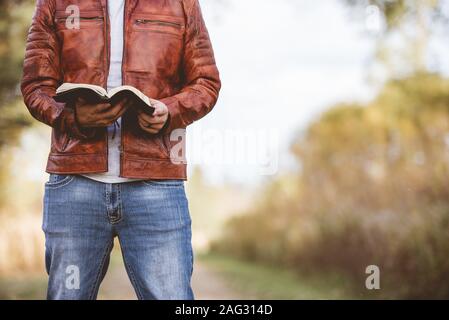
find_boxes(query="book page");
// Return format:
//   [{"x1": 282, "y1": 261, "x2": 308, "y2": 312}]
[
  {"x1": 56, "y1": 83, "x2": 108, "y2": 98},
  {"x1": 108, "y1": 85, "x2": 151, "y2": 106}
]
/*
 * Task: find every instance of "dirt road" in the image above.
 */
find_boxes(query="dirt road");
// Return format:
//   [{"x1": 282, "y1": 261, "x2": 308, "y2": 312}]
[{"x1": 98, "y1": 260, "x2": 245, "y2": 300}]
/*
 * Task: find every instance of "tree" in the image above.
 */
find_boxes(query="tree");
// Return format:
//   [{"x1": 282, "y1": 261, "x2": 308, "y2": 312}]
[{"x1": 343, "y1": 0, "x2": 449, "y2": 74}]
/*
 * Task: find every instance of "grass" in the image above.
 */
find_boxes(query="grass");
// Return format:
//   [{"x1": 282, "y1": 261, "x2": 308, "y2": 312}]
[
  {"x1": 1, "y1": 251, "x2": 375, "y2": 300},
  {"x1": 0, "y1": 275, "x2": 47, "y2": 300},
  {"x1": 198, "y1": 253, "x2": 369, "y2": 300},
  {"x1": 0, "y1": 248, "x2": 125, "y2": 300}
]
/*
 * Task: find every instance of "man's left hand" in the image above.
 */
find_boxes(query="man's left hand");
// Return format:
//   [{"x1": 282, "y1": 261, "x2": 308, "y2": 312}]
[{"x1": 137, "y1": 98, "x2": 169, "y2": 134}]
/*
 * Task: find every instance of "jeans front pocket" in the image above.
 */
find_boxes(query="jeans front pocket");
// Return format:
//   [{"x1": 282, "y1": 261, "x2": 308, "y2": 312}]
[
  {"x1": 45, "y1": 174, "x2": 75, "y2": 189},
  {"x1": 141, "y1": 179, "x2": 184, "y2": 188}
]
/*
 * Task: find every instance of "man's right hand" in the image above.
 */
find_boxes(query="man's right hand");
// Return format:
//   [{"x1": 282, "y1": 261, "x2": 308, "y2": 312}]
[{"x1": 74, "y1": 97, "x2": 132, "y2": 128}]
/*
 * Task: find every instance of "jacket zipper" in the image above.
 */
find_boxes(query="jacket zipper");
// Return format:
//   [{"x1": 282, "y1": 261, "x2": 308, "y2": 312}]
[
  {"x1": 135, "y1": 19, "x2": 182, "y2": 28},
  {"x1": 79, "y1": 16, "x2": 103, "y2": 21},
  {"x1": 119, "y1": 0, "x2": 128, "y2": 177},
  {"x1": 104, "y1": 4, "x2": 111, "y2": 89},
  {"x1": 104, "y1": 1, "x2": 110, "y2": 173},
  {"x1": 56, "y1": 16, "x2": 103, "y2": 23}
]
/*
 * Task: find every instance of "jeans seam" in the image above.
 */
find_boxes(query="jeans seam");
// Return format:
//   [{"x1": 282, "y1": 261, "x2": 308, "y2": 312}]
[
  {"x1": 120, "y1": 250, "x2": 144, "y2": 300},
  {"x1": 116, "y1": 185, "x2": 123, "y2": 224},
  {"x1": 118, "y1": 237, "x2": 144, "y2": 300},
  {"x1": 125, "y1": 261, "x2": 144, "y2": 300},
  {"x1": 88, "y1": 240, "x2": 113, "y2": 300}
]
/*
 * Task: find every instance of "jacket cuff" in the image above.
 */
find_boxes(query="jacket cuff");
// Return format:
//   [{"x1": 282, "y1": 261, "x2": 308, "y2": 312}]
[
  {"x1": 56, "y1": 102, "x2": 97, "y2": 140},
  {"x1": 159, "y1": 96, "x2": 184, "y2": 133},
  {"x1": 158, "y1": 112, "x2": 172, "y2": 135}
]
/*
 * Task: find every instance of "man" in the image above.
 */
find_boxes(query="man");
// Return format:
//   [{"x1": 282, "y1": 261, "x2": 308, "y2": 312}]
[{"x1": 21, "y1": 0, "x2": 220, "y2": 300}]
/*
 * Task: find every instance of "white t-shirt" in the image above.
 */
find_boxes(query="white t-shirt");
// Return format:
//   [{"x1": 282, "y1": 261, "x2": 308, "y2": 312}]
[{"x1": 82, "y1": 0, "x2": 142, "y2": 183}]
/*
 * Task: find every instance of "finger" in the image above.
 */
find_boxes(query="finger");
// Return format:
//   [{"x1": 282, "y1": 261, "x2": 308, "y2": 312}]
[
  {"x1": 138, "y1": 116, "x2": 148, "y2": 127},
  {"x1": 138, "y1": 108, "x2": 165, "y2": 123},
  {"x1": 95, "y1": 111, "x2": 120, "y2": 125},
  {"x1": 141, "y1": 120, "x2": 164, "y2": 131},
  {"x1": 101, "y1": 100, "x2": 125, "y2": 113},
  {"x1": 113, "y1": 103, "x2": 129, "y2": 119},
  {"x1": 92, "y1": 102, "x2": 112, "y2": 113},
  {"x1": 100, "y1": 101, "x2": 128, "y2": 120},
  {"x1": 152, "y1": 104, "x2": 167, "y2": 117},
  {"x1": 138, "y1": 117, "x2": 153, "y2": 129},
  {"x1": 100, "y1": 96, "x2": 130, "y2": 114},
  {"x1": 112, "y1": 97, "x2": 129, "y2": 108},
  {"x1": 137, "y1": 110, "x2": 154, "y2": 123},
  {"x1": 91, "y1": 119, "x2": 113, "y2": 127},
  {"x1": 143, "y1": 117, "x2": 165, "y2": 125},
  {"x1": 139, "y1": 121, "x2": 158, "y2": 134},
  {"x1": 142, "y1": 125, "x2": 161, "y2": 134},
  {"x1": 138, "y1": 118, "x2": 164, "y2": 131}
]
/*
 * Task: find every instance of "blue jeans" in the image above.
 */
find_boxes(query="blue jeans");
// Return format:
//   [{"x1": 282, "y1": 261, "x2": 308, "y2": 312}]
[{"x1": 43, "y1": 174, "x2": 194, "y2": 300}]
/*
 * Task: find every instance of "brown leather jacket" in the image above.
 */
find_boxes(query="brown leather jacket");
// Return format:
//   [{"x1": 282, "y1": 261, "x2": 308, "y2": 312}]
[{"x1": 21, "y1": 0, "x2": 221, "y2": 179}]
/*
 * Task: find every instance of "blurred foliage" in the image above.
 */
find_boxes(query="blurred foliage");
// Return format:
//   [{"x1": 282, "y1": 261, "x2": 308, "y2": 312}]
[
  {"x1": 0, "y1": 0, "x2": 34, "y2": 148},
  {"x1": 344, "y1": 0, "x2": 449, "y2": 73},
  {"x1": 344, "y1": 0, "x2": 444, "y2": 29},
  {"x1": 212, "y1": 73, "x2": 449, "y2": 299},
  {"x1": 0, "y1": 0, "x2": 35, "y2": 209}
]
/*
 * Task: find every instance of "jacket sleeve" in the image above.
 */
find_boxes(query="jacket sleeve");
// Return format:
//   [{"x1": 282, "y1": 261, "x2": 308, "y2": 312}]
[
  {"x1": 160, "y1": 0, "x2": 221, "y2": 133},
  {"x1": 20, "y1": 0, "x2": 96, "y2": 140}
]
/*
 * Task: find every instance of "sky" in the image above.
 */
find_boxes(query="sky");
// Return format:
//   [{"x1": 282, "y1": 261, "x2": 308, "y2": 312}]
[{"x1": 188, "y1": 0, "x2": 378, "y2": 184}]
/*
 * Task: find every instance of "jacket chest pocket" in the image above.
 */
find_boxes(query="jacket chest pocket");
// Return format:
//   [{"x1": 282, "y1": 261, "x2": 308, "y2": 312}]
[
  {"x1": 127, "y1": 14, "x2": 185, "y2": 75},
  {"x1": 55, "y1": 10, "x2": 104, "y2": 30},
  {"x1": 132, "y1": 14, "x2": 185, "y2": 39},
  {"x1": 54, "y1": 10, "x2": 105, "y2": 77}
]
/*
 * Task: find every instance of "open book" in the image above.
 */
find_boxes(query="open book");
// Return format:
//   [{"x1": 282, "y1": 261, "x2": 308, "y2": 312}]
[{"x1": 54, "y1": 83, "x2": 155, "y2": 115}]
